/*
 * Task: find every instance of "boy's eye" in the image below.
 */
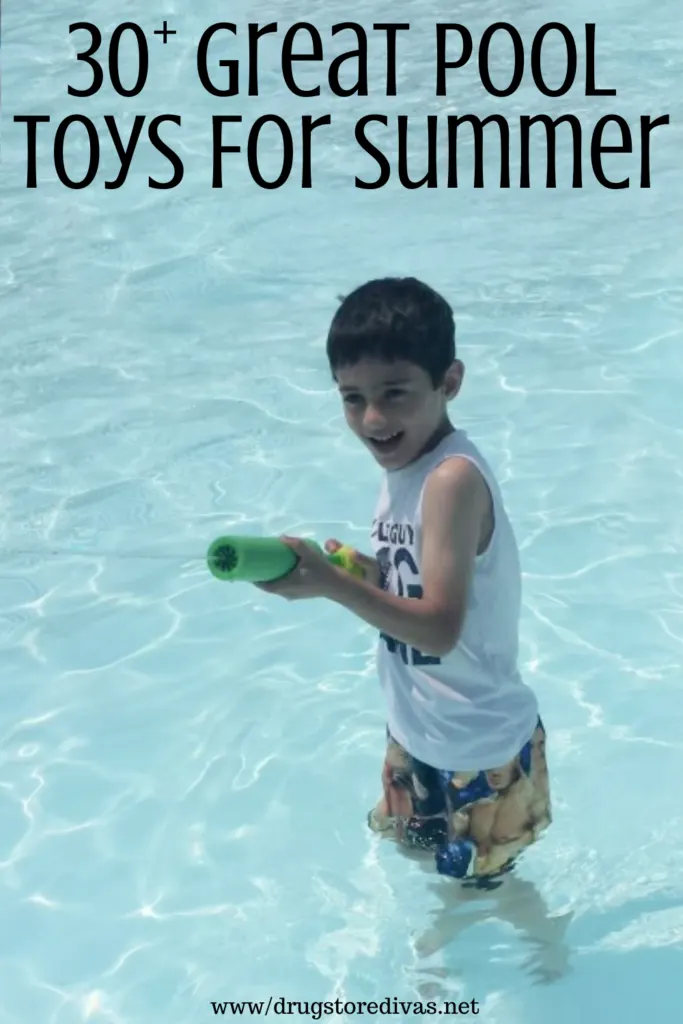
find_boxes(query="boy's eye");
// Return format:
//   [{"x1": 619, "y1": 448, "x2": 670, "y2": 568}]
[{"x1": 341, "y1": 389, "x2": 407, "y2": 405}]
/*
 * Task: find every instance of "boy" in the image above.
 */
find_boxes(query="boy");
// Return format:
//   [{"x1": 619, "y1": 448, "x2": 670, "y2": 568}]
[{"x1": 257, "y1": 277, "x2": 551, "y2": 881}]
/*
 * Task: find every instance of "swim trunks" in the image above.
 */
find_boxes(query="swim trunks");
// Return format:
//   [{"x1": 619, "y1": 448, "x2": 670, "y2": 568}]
[{"x1": 368, "y1": 718, "x2": 551, "y2": 883}]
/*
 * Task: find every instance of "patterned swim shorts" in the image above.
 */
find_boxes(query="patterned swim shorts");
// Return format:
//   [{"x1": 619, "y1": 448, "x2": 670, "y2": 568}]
[{"x1": 368, "y1": 718, "x2": 552, "y2": 882}]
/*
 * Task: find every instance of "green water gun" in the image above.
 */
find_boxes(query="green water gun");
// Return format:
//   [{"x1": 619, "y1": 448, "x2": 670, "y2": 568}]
[{"x1": 206, "y1": 535, "x2": 365, "y2": 583}]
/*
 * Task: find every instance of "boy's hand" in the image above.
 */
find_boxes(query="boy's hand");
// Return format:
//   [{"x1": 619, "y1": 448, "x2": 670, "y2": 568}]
[
  {"x1": 255, "y1": 536, "x2": 341, "y2": 601},
  {"x1": 325, "y1": 539, "x2": 381, "y2": 588}
]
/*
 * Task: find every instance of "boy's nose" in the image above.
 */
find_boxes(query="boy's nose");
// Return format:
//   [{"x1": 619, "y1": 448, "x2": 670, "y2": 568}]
[{"x1": 362, "y1": 405, "x2": 388, "y2": 432}]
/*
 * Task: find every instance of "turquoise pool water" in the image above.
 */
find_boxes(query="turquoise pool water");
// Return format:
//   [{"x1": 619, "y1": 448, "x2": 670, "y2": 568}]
[{"x1": 2, "y1": 0, "x2": 683, "y2": 1021}]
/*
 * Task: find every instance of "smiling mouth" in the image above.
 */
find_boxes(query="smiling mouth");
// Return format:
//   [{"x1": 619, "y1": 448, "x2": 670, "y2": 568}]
[{"x1": 366, "y1": 431, "x2": 405, "y2": 454}]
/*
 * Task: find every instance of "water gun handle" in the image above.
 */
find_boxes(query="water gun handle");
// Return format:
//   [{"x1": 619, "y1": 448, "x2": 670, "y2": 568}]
[
  {"x1": 326, "y1": 544, "x2": 365, "y2": 578},
  {"x1": 206, "y1": 535, "x2": 365, "y2": 583}
]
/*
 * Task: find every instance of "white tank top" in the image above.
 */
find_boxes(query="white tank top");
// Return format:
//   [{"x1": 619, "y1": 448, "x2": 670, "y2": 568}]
[{"x1": 370, "y1": 429, "x2": 538, "y2": 771}]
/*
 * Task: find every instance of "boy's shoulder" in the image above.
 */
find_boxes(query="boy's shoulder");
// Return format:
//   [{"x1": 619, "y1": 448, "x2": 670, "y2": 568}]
[{"x1": 423, "y1": 455, "x2": 491, "y2": 522}]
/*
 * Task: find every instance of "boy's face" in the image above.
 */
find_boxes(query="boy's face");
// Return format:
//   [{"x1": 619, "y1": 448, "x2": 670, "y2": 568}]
[{"x1": 335, "y1": 357, "x2": 463, "y2": 470}]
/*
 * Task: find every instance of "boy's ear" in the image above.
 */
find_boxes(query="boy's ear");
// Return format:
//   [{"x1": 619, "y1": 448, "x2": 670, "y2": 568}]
[{"x1": 443, "y1": 359, "x2": 464, "y2": 399}]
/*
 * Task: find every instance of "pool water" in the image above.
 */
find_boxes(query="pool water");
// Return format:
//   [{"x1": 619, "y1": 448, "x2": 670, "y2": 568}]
[{"x1": 2, "y1": 0, "x2": 683, "y2": 1021}]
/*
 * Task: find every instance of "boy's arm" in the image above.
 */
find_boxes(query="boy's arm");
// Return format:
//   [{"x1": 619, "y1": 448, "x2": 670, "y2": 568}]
[{"x1": 328, "y1": 458, "x2": 489, "y2": 657}]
